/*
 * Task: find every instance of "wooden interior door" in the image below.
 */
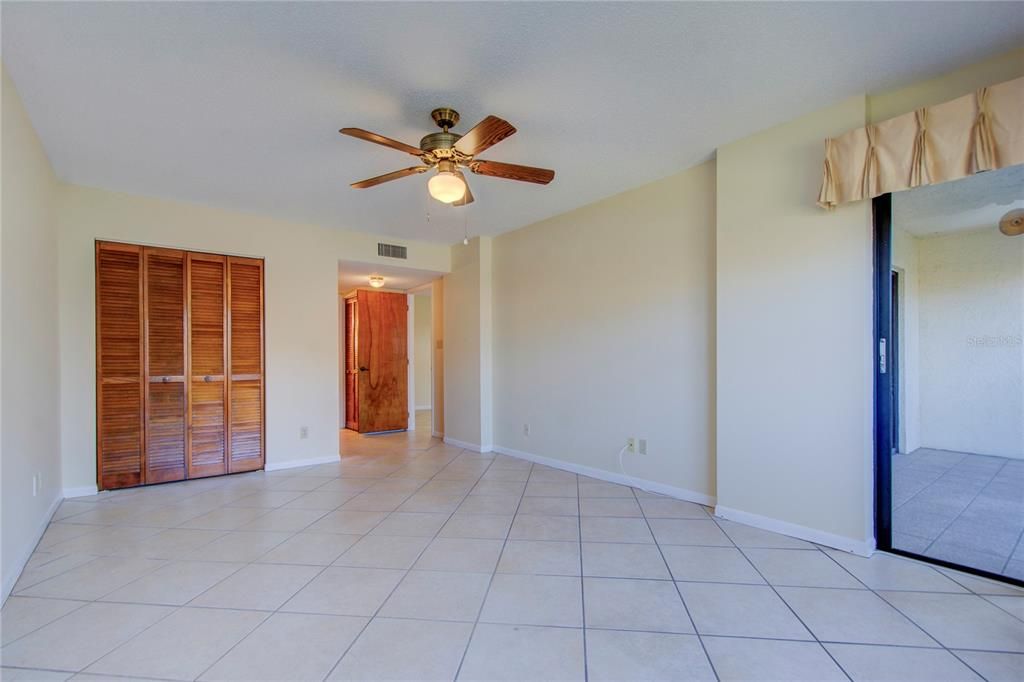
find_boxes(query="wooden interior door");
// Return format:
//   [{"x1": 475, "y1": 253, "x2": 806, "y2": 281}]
[
  {"x1": 143, "y1": 247, "x2": 187, "y2": 484},
  {"x1": 187, "y1": 252, "x2": 228, "y2": 478},
  {"x1": 228, "y1": 256, "x2": 264, "y2": 473},
  {"x1": 96, "y1": 242, "x2": 145, "y2": 489},
  {"x1": 356, "y1": 290, "x2": 408, "y2": 433},
  {"x1": 345, "y1": 296, "x2": 359, "y2": 431}
]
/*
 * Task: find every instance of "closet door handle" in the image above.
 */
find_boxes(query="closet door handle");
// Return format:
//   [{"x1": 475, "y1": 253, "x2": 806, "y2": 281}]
[{"x1": 204, "y1": 375, "x2": 213, "y2": 383}]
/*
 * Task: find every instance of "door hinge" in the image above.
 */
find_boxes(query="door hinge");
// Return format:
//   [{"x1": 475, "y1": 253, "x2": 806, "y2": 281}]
[{"x1": 879, "y1": 338, "x2": 887, "y2": 374}]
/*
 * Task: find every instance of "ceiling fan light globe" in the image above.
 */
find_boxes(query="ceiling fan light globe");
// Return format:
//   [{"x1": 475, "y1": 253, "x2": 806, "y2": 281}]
[{"x1": 428, "y1": 171, "x2": 466, "y2": 203}]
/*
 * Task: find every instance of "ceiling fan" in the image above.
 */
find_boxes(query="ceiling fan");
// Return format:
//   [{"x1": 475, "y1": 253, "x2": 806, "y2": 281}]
[{"x1": 340, "y1": 108, "x2": 554, "y2": 206}]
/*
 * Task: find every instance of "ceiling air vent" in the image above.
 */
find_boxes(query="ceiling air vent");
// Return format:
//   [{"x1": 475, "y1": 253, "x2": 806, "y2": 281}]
[{"x1": 377, "y1": 243, "x2": 408, "y2": 259}]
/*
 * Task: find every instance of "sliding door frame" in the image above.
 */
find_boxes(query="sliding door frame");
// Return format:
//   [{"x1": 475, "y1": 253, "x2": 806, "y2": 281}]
[{"x1": 872, "y1": 194, "x2": 1023, "y2": 587}]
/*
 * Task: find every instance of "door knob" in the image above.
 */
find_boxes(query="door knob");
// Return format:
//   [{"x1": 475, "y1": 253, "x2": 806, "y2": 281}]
[
  {"x1": 204, "y1": 375, "x2": 213, "y2": 382},
  {"x1": 359, "y1": 367, "x2": 369, "y2": 372}
]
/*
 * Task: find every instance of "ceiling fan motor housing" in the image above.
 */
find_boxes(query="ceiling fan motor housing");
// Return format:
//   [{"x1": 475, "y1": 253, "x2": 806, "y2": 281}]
[{"x1": 420, "y1": 131, "x2": 462, "y2": 153}]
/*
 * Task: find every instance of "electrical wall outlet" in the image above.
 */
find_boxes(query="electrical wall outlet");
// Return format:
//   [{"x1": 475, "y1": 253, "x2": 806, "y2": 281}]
[
  {"x1": 626, "y1": 438, "x2": 637, "y2": 454},
  {"x1": 638, "y1": 439, "x2": 647, "y2": 455},
  {"x1": 523, "y1": 423, "x2": 531, "y2": 437},
  {"x1": 299, "y1": 426, "x2": 309, "y2": 440}
]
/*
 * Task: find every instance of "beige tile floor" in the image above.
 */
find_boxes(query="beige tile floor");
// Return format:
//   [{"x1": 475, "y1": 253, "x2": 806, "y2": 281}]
[{"x1": 2, "y1": 426, "x2": 1022, "y2": 681}]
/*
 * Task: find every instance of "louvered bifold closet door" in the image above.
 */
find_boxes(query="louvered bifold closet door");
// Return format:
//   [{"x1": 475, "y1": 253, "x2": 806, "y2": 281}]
[
  {"x1": 96, "y1": 242, "x2": 144, "y2": 489},
  {"x1": 144, "y1": 247, "x2": 187, "y2": 484},
  {"x1": 227, "y1": 256, "x2": 264, "y2": 473},
  {"x1": 187, "y1": 252, "x2": 228, "y2": 478}
]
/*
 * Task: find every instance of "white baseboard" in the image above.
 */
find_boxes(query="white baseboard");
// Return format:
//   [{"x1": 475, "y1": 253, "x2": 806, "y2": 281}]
[
  {"x1": 714, "y1": 505, "x2": 875, "y2": 557},
  {"x1": 492, "y1": 445, "x2": 716, "y2": 508},
  {"x1": 3, "y1": 493, "x2": 63, "y2": 604},
  {"x1": 415, "y1": 404, "x2": 432, "y2": 411},
  {"x1": 265, "y1": 455, "x2": 340, "y2": 472},
  {"x1": 63, "y1": 485, "x2": 99, "y2": 498},
  {"x1": 443, "y1": 437, "x2": 493, "y2": 453}
]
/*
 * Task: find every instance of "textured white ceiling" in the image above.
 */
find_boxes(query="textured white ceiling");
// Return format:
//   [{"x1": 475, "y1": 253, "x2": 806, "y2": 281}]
[
  {"x1": 894, "y1": 165, "x2": 1024, "y2": 237},
  {"x1": 3, "y1": 2, "x2": 1022, "y2": 244}
]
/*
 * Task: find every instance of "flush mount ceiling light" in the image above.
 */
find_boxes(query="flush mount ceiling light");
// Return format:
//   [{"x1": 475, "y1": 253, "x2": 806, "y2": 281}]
[
  {"x1": 340, "y1": 108, "x2": 555, "y2": 206},
  {"x1": 368, "y1": 275, "x2": 385, "y2": 288}
]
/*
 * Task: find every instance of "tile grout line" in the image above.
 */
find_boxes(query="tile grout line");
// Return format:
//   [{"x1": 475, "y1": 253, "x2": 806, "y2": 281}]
[
  {"x1": 815, "y1": 543, "x2": 996, "y2": 680},
  {"x1": 631, "y1": 487, "x2": 721, "y2": 682},
  {"x1": 451, "y1": 460, "x2": 534, "y2": 682},
  {"x1": 7, "y1": 440, "x2": 1022, "y2": 679},
  {"x1": 577, "y1": 469, "x2": 590, "y2": 682},
  {"x1": 919, "y1": 456, "x2": 1009, "y2": 559},
  {"x1": 193, "y1": 440, "x2": 461, "y2": 681},
  {"x1": 318, "y1": 446, "x2": 502, "y2": 682},
  {"x1": 1001, "y1": 525, "x2": 1024, "y2": 576},
  {"x1": 703, "y1": 516, "x2": 855, "y2": 682},
  {"x1": 310, "y1": 441, "x2": 486, "y2": 681},
  {"x1": 66, "y1": 475, "x2": 375, "y2": 677},
  {"x1": 891, "y1": 449, "x2": 966, "y2": 512},
  {"x1": 30, "y1": 441, "x2": 461, "y2": 678}
]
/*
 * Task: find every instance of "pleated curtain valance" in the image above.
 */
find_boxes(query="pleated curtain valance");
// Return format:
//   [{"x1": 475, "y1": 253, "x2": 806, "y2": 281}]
[{"x1": 817, "y1": 75, "x2": 1024, "y2": 209}]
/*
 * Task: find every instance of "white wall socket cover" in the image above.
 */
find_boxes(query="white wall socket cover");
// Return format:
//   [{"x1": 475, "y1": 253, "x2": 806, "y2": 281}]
[
  {"x1": 523, "y1": 423, "x2": 530, "y2": 436},
  {"x1": 299, "y1": 426, "x2": 309, "y2": 439},
  {"x1": 626, "y1": 438, "x2": 637, "y2": 453}
]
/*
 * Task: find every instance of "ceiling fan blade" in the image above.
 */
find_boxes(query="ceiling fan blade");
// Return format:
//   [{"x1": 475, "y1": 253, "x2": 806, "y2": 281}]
[
  {"x1": 470, "y1": 160, "x2": 554, "y2": 185},
  {"x1": 454, "y1": 116, "x2": 516, "y2": 156},
  {"x1": 340, "y1": 128, "x2": 423, "y2": 156},
  {"x1": 351, "y1": 166, "x2": 429, "y2": 189},
  {"x1": 453, "y1": 171, "x2": 474, "y2": 206}
]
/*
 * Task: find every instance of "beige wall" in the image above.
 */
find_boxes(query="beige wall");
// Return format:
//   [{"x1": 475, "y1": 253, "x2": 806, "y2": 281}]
[
  {"x1": 1, "y1": 66, "x2": 63, "y2": 600},
  {"x1": 916, "y1": 228, "x2": 1023, "y2": 458},
  {"x1": 414, "y1": 293, "x2": 432, "y2": 410},
  {"x1": 714, "y1": 48, "x2": 1024, "y2": 552},
  {"x1": 431, "y1": 279, "x2": 445, "y2": 436},
  {"x1": 56, "y1": 184, "x2": 450, "y2": 492},
  {"x1": 892, "y1": 226, "x2": 922, "y2": 454},
  {"x1": 442, "y1": 237, "x2": 493, "y2": 449},
  {"x1": 716, "y1": 96, "x2": 875, "y2": 550},
  {"x1": 492, "y1": 161, "x2": 717, "y2": 500},
  {"x1": 867, "y1": 48, "x2": 1024, "y2": 123}
]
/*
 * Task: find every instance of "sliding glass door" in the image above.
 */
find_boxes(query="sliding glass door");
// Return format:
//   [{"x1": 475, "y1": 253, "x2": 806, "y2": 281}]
[{"x1": 874, "y1": 165, "x2": 1024, "y2": 585}]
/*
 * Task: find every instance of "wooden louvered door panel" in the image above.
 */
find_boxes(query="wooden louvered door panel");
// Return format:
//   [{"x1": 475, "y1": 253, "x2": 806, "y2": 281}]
[
  {"x1": 144, "y1": 247, "x2": 187, "y2": 484},
  {"x1": 228, "y1": 256, "x2": 264, "y2": 473},
  {"x1": 187, "y1": 253, "x2": 228, "y2": 478},
  {"x1": 96, "y1": 243, "x2": 145, "y2": 489},
  {"x1": 345, "y1": 296, "x2": 359, "y2": 431},
  {"x1": 356, "y1": 290, "x2": 408, "y2": 433}
]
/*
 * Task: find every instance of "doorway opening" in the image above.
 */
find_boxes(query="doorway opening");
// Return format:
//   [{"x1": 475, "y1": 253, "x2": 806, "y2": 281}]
[
  {"x1": 874, "y1": 165, "x2": 1024, "y2": 586},
  {"x1": 337, "y1": 260, "x2": 445, "y2": 454}
]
